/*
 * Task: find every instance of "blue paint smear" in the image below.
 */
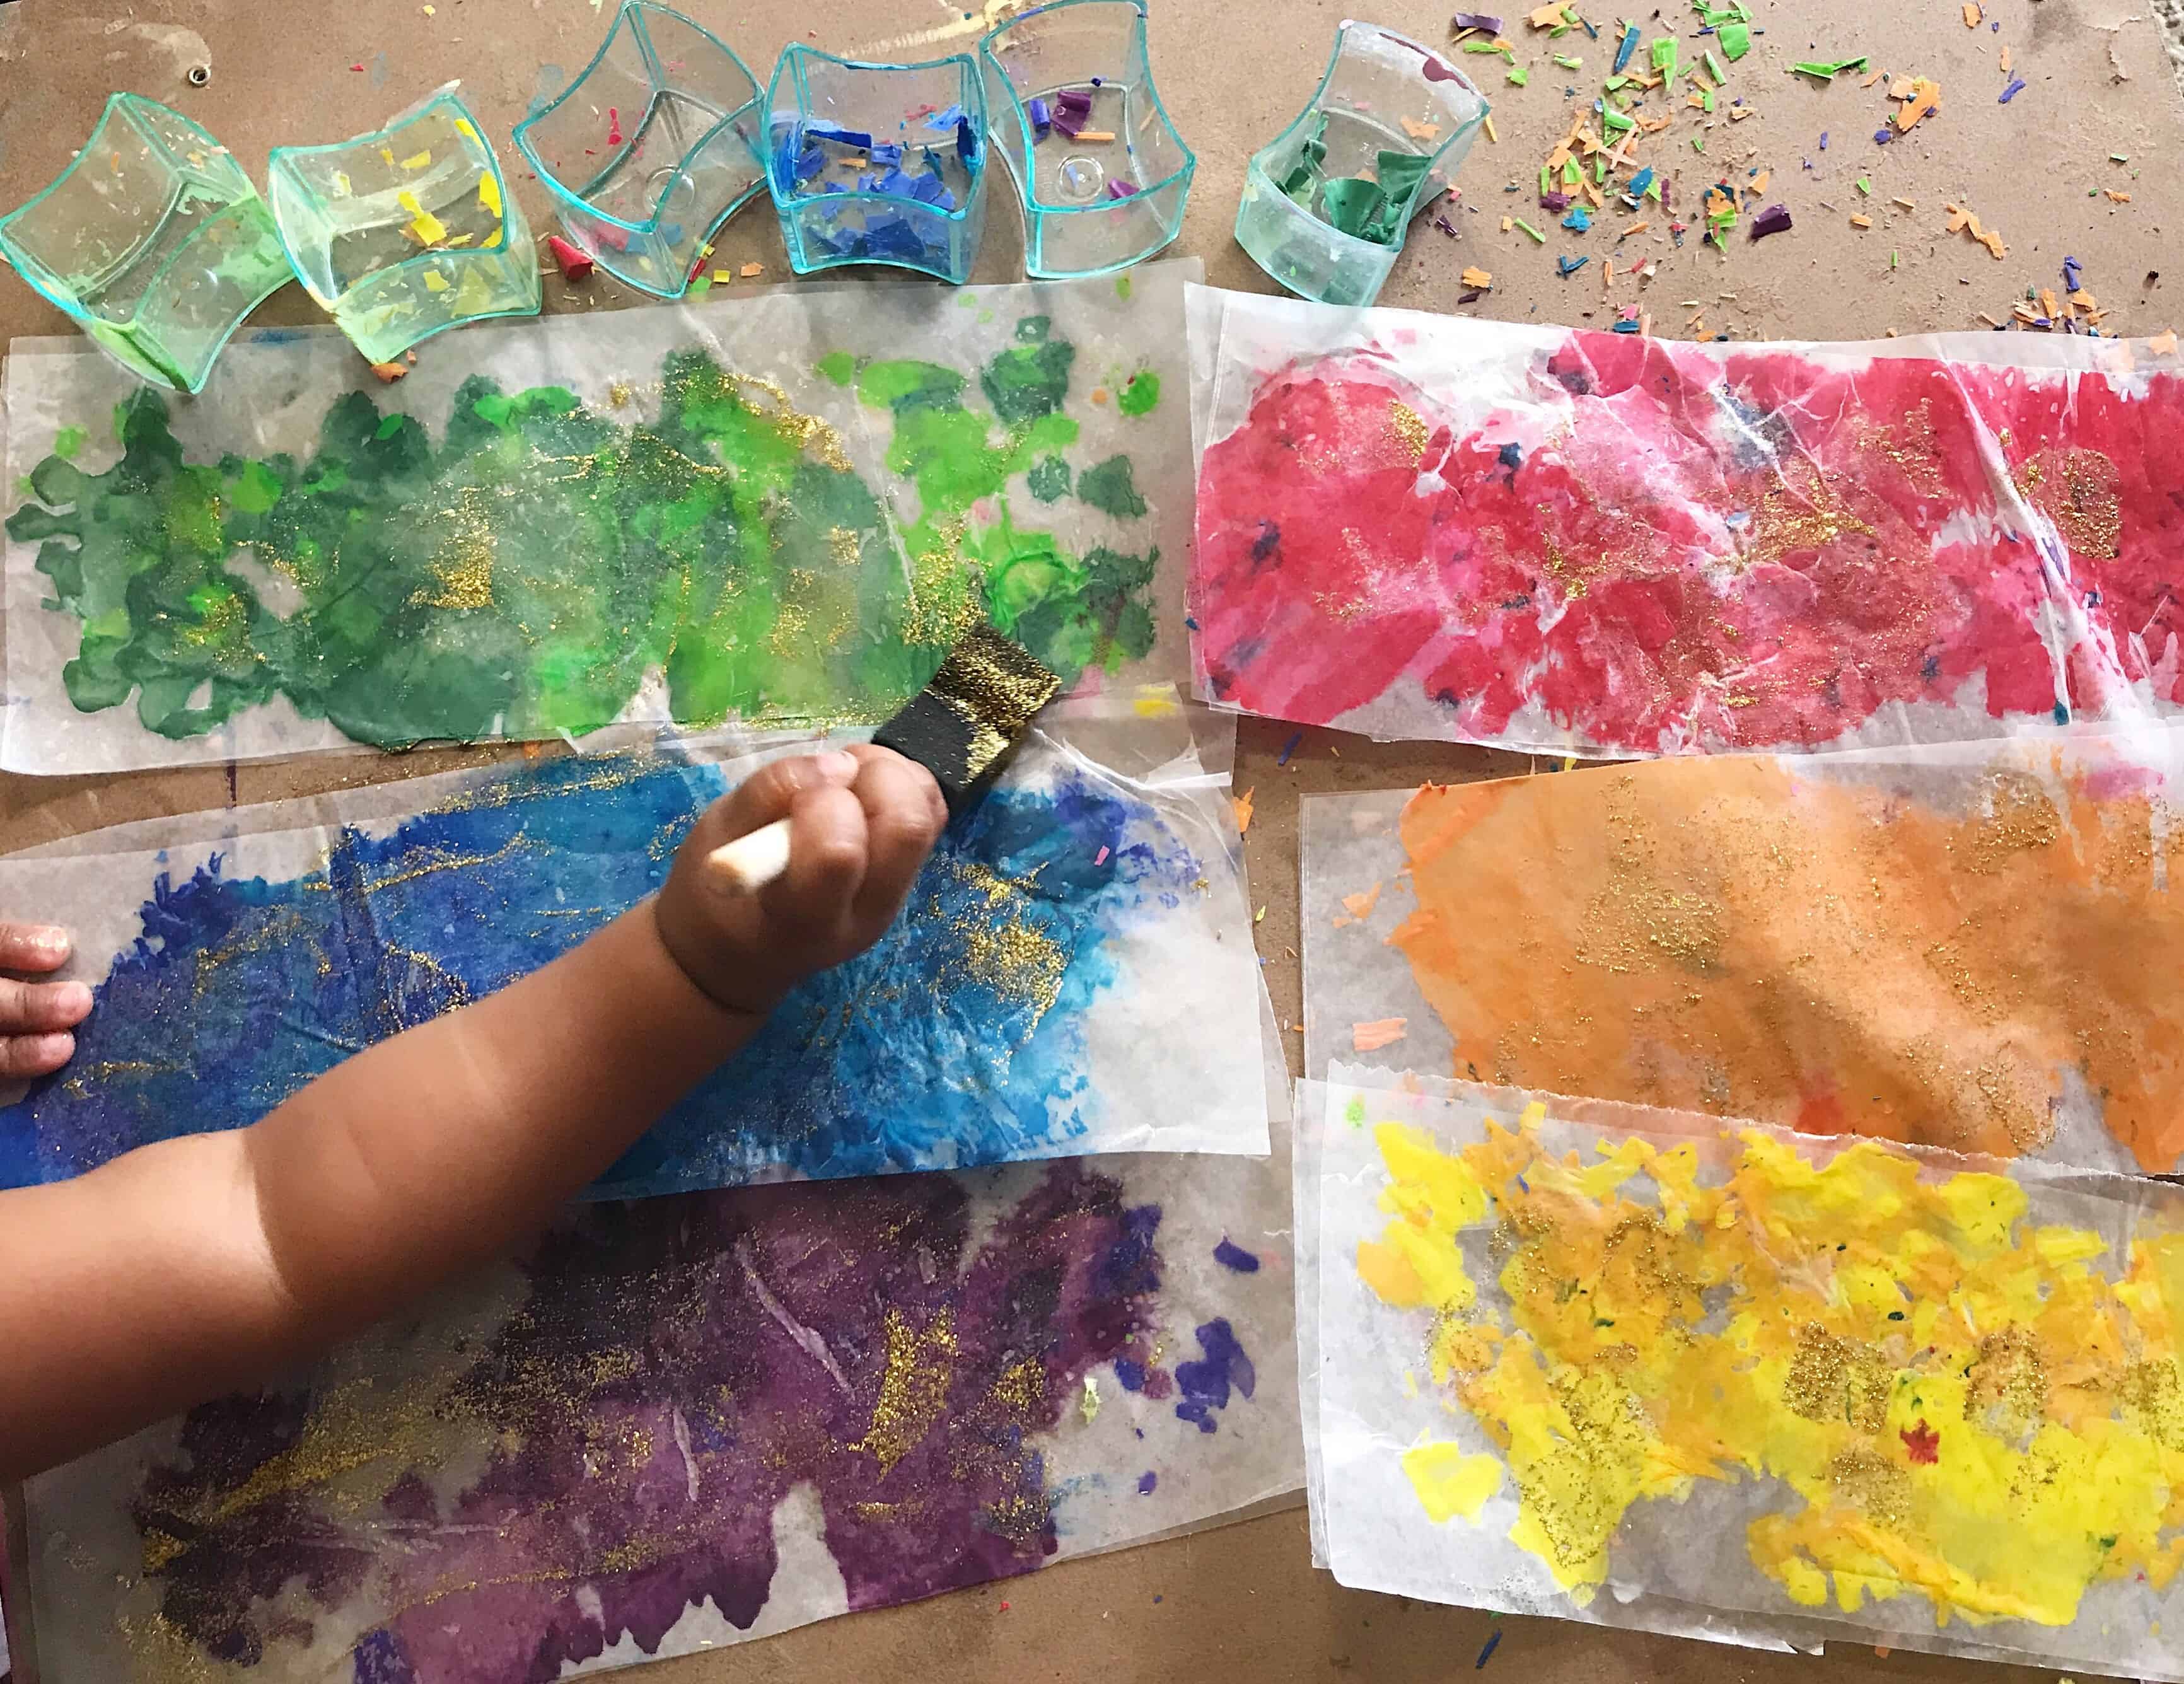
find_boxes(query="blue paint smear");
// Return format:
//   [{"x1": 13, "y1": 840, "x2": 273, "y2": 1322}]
[
  {"x1": 0, "y1": 748, "x2": 1202, "y2": 1196},
  {"x1": 1173, "y1": 1317, "x2": 1255, "y2": 1434}
]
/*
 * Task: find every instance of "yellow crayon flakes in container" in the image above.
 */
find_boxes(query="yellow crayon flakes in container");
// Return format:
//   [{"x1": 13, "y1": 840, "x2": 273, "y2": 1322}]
[{"x1": 397, "y1": 189, "x2": 446, "y2": 246}]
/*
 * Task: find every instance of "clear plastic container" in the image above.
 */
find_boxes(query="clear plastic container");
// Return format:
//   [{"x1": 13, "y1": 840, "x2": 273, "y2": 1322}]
[
  {"x1": 764, "y1": 45, "x2": 989, "y2": 284},
  {"x1": 0, "y1": 95, "x2": 294, "y2": 393},
  {"x1": 513, "y1": 3, "x2": 767, "y2": 298},
  {"x1": 979, "y1": 0, "x2": 1194, "y2": 279},
  {"x1": 1234, "y1": 21, "x2": 1487, "y2": 307},
  {"x1": 267, "y1": 84, "x2": 540, "y2": 366}
]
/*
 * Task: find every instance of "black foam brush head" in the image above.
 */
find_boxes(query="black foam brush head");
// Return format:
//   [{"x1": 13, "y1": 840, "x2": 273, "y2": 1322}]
[{"x1": 871, "y1": 623, "x2": 1062, "y2": 815}]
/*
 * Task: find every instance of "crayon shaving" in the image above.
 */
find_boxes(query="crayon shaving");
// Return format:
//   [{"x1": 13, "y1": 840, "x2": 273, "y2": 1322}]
[
  {"x1": 1892, "y1": 75, "x2": 1941, "y2": 132},
  {"x1": 1350, "y1": 1017, "x2": 1409, "y2": 1052},
  {"x1": 1944, "y1": 201, "x2": 2007, "y2": 259},
  {"x1": 1460, "y1": 265, "x2": 1494, "y2": 289},
  {"x1": 1232, "y1": 787, "x2": 1256, "y2": 834}
]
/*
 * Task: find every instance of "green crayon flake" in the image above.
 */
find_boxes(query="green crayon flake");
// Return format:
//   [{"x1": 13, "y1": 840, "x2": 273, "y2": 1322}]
[
  {"x1": 1513, "y1": 216, "x2": 1546, "y2": 242},
  {"x1": 687, "y1": 273, "x2": 712, "y2": 298},
  {"x1": 1077, "y1": 455, "x2": 1148, "y2": 520},
  {"x1": 1026, "y1": 455, "x2": 1073, "y2": 502},
  {"x1": 1703, "y1": 47, "x2": 1726, "y2": 84},
  {"x1": 1718, "y1": 21, "x2": 1750, "y2": 59},
  {"x1": 1555, "y1": 52, "x2": 1583, "y2": 69},
  {"x1": 815, "y1": 349, "x2": 856, "y2": 386},
  {"x1": 1115, "y1": 272, "x2": 1133, "y2": 299},
  {"x1": 1856, "y1": 176, "x2": 1872, "y2": 195},
  {"x1": 1507, "y1": 64, "x2": 1529, "y2": 86},
  {"x1": 1117, "y1": 370, "x2": 1161, "y2": 416},
  {"x1": 1650, "y1": 37, "x2": 1676, "y2": 81},
  {"x1": 51, "y1": 426, "x2": 88, "y2": 461},
  {"x1": 9, "y1": 327, "x2": 1161, "y2": 750}
]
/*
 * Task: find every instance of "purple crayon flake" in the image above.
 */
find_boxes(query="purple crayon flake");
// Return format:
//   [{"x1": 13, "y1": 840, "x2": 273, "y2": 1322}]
[
  {"x1": 1213, "y1": 1238, "x2": 1262, "y2": 1273},
  {"x1": 1450, "y1": 9, "x2": 1504, "y2": 31},
  {"x1": 1138, "y1": 1471, "x2": 1158, "y2": 1494},
  {"x1": 1874, "y1": 127, "x2": 1895, "y2": 144},
  {"x1": 1107, "y1": 179, "x2": 1138, "y2": 199},
  {"x1": 1999, "y1": 76, "x2": 2026, "y2": 103},
  {"x1": 1750, "y1": 202, "x2": 1792, "y2": 240},
  {"x1": 1819, "y1": 130, "x2": 1829, "y2": 149}
]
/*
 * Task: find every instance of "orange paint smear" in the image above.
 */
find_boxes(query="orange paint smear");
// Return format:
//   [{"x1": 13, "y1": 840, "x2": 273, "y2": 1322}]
[
  {"x1": 1352, "y1": 1016, "x2": 1409, "y2": 1052},
  {"x1": 1388, "y1": 755, "x2": 2184, "y2": 1169}
]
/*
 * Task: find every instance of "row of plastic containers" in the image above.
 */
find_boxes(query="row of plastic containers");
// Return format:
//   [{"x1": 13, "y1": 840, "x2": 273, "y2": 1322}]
[{"x1": 0, "y1": 1, "x2": 1489, "y2": 393}]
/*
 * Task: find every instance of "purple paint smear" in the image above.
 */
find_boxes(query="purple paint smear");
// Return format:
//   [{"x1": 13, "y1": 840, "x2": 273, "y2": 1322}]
[
  {"x1": 127, "y1": 1163, "x2": 1203, "y2": 1681},
  {"x1": 1174, "y1": 1318, "x2": 1256, "y2": 1434},
  {"x1": 1213, "y1": 1238, "x2": 1262, "y2": 1273}
]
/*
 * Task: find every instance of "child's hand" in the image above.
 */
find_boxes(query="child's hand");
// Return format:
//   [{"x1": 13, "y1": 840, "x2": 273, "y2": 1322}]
[
  {"x1": 0, "y1": 922, "x2": 93, "y2": 1078},
  {"x1": 654, "y1": 746, "x2": 948, "y2": 1019}
]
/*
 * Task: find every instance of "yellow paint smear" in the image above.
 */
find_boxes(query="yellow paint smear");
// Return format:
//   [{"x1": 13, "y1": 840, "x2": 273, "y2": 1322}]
[
  {"x1": 1387, "y1": 755, "x2": 2184, "y2": 1170},
  {"x1": 1360, "y1": 1113, "x2": 2184, "y2": 1618},
  {"x1": 1402, "y1": 1441, "x2": 1504, "y2": 1522}
]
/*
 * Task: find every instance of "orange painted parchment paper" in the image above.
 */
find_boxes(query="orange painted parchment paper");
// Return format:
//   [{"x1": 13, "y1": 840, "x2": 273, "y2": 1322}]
[{"x1": 1300, "y1": 735, "x2": 2184, "y2": 1173}]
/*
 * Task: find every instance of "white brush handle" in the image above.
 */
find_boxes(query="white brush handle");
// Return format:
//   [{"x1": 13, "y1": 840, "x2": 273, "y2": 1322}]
[{"x1": 706, "y1": 817, "x2": 793, "y2": 894}]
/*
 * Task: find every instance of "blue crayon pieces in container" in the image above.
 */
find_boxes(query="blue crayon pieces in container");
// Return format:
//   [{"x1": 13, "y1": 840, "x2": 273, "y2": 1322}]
[{"x1": 764, "y1": 45, "x2": 989, "y2": 283}]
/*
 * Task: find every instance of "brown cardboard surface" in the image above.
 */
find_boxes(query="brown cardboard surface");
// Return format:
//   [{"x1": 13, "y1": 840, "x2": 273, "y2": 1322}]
[{"x1": 1, "y1": 0, "x2": 2179, "y2": 1676}]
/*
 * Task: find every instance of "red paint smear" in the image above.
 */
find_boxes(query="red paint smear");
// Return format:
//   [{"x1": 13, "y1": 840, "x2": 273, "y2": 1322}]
[
  {"x1": 1901, "y1": 1419, "x2": 1940, "y2": 1465},
  {"x1": 1192, "y1": 329, "x2": 2184, "y2": 752}
]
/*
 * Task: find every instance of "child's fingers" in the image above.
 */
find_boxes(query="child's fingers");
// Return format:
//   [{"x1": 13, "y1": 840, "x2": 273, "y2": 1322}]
[
  {"x1": 766, "y1": 783, "x2": 869, "y2": 932},
  {"x1": 0, "y1": 977, "x2": 91, "y2": 1035},
  {"x1": 844, "y1": 749, "x2": 946, "y2": 926},
  {"x1": 0, "y1": 922, "x2": 71, "y2": 973},
  {"x1": 699, "y1": 750, "x2": 861, "y2": 856},
  {"x1": 0, "y1": 1030, "x2": 75, "y2": 1079}
]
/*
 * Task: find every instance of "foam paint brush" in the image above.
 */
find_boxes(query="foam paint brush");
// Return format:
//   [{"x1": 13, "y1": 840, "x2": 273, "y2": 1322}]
[{"x1": 707, "y1": 623, "x2": 1062, "y2": 892}]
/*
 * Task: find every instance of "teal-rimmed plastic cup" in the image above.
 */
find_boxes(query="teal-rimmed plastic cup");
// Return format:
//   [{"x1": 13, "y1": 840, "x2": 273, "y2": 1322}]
[
  {"x1": 267, "y1": 84, "x2": 540, "y2": 366},
  {"x1": 513, "y1": 3, "x2": 767, "y2": 298},
  {"x1": 0, "y1": 95, "x2": 294, "y2": 393},
  {"x1": 979, "y1": 0, "x2": 1195, "y2": 279}
]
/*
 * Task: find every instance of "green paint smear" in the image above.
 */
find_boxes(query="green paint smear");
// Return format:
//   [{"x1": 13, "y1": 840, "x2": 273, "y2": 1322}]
[
  {"x1": 8, "y1": 317, "x2": 1159, "y2": 748},
  {"x1": 1117, "y1": 372, "x2": 1161, "y2": 417},
  {"x1": 52, "y1": 426, "x2": 88, "y2": 462},
  {"x1": 1028, "y1": 456, "x2": 1073, "y2": 502},
  {"x1": 1078, "y1": 455, "x2": 1148, "y2": 520},
  {"x1": 815, "y1": 350, "x2": 856, "y2": 387}
]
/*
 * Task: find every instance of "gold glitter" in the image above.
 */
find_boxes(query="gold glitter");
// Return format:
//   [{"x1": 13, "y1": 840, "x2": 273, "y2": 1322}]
[
  {"x1": 1388, "y1": 400, "x2": 1429, "y2": 463},
  {"x1": 413, "y1": 485, "x2": 496, "y2": 609},
  {"x1": 1827, "y1": 1448, "x2": 1911, "y2": 1529},
  {"x1": 1571, "y1": 776, "x2": 1723, "y2": 974},
  {"x1": 826, "y1": 525, "x2": 863, "y2": 567},
  {"x1": 854, "y1": 1307, "x2": 956, "y2": 1475},
  {"x1": 984, "y1": 1490, "x2": 1049, "y2": 1547},
  {"x1": 903, "y1": 517, "x2": 980, "y2": 649},
  {"x1": 178, "y1": 590, "x2": 249, "y2": 652},
  {"x1": 986, "y1": 1354, "x2": 1048, "y2": 1418},
  {"x1": 1744, "y1": 462, "x2": 1874, "y2": 571},
  {"x1": 359, "y1": 835, "x2": 525, "y2": 895},
  {"x1": 1965, "y1": 1325, "x2": 2048, "y2": 1437},
  {"x1": 953, "y1": 872, "x2": 1066, "y2": 1020},
  {"x1": 1956, "y1": 772, "x2": 2062, "y2": 874},
  {"x1": 2017, "y1": 445, "x2": 2120, "y2": 558},
  {"x1": 729, "y1": 370, "x2": 851, "y2": 472},
  {"x1": 607, "y1": 380, "x2": 635, "y2": 408},
  {"x1": 1782, "y1": 1323, "x2": 1892, "y2": 1431}
]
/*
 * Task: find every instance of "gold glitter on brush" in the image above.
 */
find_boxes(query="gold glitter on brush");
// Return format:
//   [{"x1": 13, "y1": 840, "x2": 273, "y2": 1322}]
[
  {"x1": 921, "y1": 622, "x2": 1062, "y2": 783},
  {"x1": 1388, "y1": 399, "x2": 1429, "y2": 463},
  {"x1": 2017, "y1": 445, "x2": 2121, "y2": 559},
  {"x1": 854, "y1": 1308, "x2": 956, "y2": 1475}
]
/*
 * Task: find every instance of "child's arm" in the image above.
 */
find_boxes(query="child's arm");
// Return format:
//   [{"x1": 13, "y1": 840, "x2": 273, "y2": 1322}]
[{"x1": 0, "y1": 745, "x2": 945, "y2": 1482}]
